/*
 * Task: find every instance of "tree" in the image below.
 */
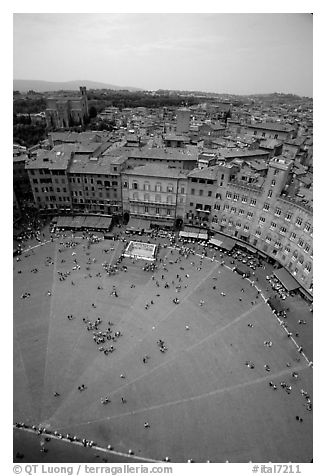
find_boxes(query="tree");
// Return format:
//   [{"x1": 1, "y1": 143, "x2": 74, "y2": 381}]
[{"x1": 89, "y1": 106, "x2": 97, "y2": 119}]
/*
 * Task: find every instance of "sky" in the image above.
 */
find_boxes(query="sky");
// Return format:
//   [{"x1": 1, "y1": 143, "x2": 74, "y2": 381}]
[{"x1": 13, "y1": 13, "x2": 312, "y2": 96}]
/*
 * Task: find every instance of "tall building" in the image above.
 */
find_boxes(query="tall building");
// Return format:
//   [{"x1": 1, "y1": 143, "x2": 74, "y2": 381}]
[
  {"x1": 176, "y1": 108, "x2": 191, "y2": 134},
  {"x1": 45, "y1": 87, "x2": 89, "y2": 129}
]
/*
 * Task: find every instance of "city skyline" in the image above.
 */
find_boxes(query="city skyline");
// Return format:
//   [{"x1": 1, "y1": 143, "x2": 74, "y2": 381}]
[{"x1": 13, "y1": 13, "x2": 313, "y2": 97}]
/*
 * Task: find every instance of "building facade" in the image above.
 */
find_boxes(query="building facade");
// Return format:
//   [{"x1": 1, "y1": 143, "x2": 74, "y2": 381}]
[{"x1": 121, "y1": 165, "x2": 188, "y2": 225}]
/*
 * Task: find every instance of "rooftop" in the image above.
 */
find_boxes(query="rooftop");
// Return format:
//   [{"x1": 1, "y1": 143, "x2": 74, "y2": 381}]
[
  {"x1": 68, "y1": 153, "x2": 125, "y2": 175},
  {"x1": 105, "y1": 146, "x2": 198, "y2": 162},
  {"x1": 247, "y1": 122, "x2": 295, "y2": 132},
  {"x1": 123, "y1": 164, "x2": 189, "y2": 179},
  {"x1": 187, "y1": 166, "x2": 220, "y2": 180},
  {"x1": 25, "y1": 144, "x2": 76, "y2": 170}
]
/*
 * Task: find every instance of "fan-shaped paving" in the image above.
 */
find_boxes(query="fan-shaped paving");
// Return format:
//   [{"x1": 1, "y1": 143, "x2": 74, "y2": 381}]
[{"x1": 13, "y1": 234, "x2": 313, "y2": 462}]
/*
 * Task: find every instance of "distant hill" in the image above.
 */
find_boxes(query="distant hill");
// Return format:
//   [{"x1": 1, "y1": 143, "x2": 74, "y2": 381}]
[{"x1": 13, "y1": 79, "x2": 143, "y2": 93}]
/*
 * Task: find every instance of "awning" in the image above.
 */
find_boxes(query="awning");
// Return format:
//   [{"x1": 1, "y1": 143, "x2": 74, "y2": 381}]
[
  {"x1": 70, "y1": 215, "x2": 87, "y2": 229},
  {"x1": 179, "y1": 230, "x2": 208, "y2": 240},
  {"x1": 56, "y1": 216, "x2": 73, "y2": 228},
  {"x1": 273, "y1": 267, "x2": 300, "y2": 291},
  {"x1": 209, "y1": 233, "x2": 236, "y2": 251},
  {"x1": 236, "y1": 242, "x2": 257, "y2": 254},
  {"x1": 298, "y1": 287, "x2": 313, "y2": 302},
  {"x1": 95, "y1": 216, "x2": 112, "y2": 230}
]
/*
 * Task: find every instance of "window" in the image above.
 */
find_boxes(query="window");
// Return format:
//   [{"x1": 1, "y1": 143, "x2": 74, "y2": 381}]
[
  {"x1": 263, "y1": 203, "x2": 270, "y2": 211},
  {"x1": 180, "y1": 187, "x2": 185, "y2": 194},
  {"x1": 167, "y1": 209, "x2": 171, "y2": 216},
  {"x1": 189, "y1": 202, "x2": 194, "y2": 207},
  {"x1": 271, "y1": 179, "x2": 276, "y2": 186},
  {"x1": 224, "y1": 204, "x2": 229, "y2": 211},
  {"x1": 265, "y1": 236, "x2": 271, "y2": 243},
  {"x1": 242, "y1": 196, "x2": 248, "y2": 203},
  {"x1": 284, "y1": 246, "x2": 290, "y2": 254},
  {"x1": 298, "y1": 256, "x2": 304, "y2": 265},
  {"x1": 133, "y1": 192, "x2": 138, "y2": 200},
  {"x1": 296, "y1": 217, "x2": 302, "y2": 227},
  {"x1": 167, "y1": 195, "x2": 173, "y2": 204},
  {"x1": 155, "y1": 194, "x2": 161, "y2": 202},
  {"x1": 233, "y1": 194, "x2": 239, "y2": 201},
  {"x1": 155, "y1": 183, "x2": 162, "y2": 192},
  {"x1": 156, "y1": 207, "x2": 160, "y2": 214},
  {"x1": 285, "y1": 212, "x2": 293, "y2": 221},
  {"x1": 123, "y1": 181, "x2": 128, "y2": 188},
  {"x1": 304, "y1": 244, "x2": 310, "y2": 253},
  {"x1": 191, "y1": 189, "x2": 195, "y2": 195},
  {"x1": 144, "y1": 193, "x2": 150, "y2": 201},
  {"x1": 34, "y1": 187, "x2": 38, "y2": 193},
  {"x1": 208, "y1": 190, "x2": 212, "y2": 197},
  {"x1": 247, "y1": 211, "x2": 253, "y2": 219},
  {"x1": 244, "y1": 224, "x2": 249, "y2": 231},
  {"x1": 274, "y1": 134, "x2": 279, "y2": 139},
  {"x1": 144, "y1": 206, "x2": 149, "y2": 213},
  {"x1": 274, "y1": 241, "x2": 281, "y2": 249},
  {"x1": 33, "y1": 178, "x2": 38, "y2": 184},
  {"x1": 304, "y1": 223, "x2": 311, "y2": 232},
  {"x1": 290, "y1": 232, "x2": 296, "y2": 241},
  {"x1": 236, "y1": 222, "x2": 241, "y2": 229},
  {"x1": 226, "y1": 192, "x2": 232, "y2": 199},
  {"x1": 270, "y1": 222, "x2": 277, "y2": 230},
  {"x1": 250, "y1": 198, "x2": 256, "y2": 206},
  {"x1": 304, "y1": 263, "x2": 312, "y2": 273},
  {"x1": 167, "y1": 184, "x2": 174, "y2": 192},
  {"x1": 231, "y1": 207, "x2": 236, "y2": 214},
  {"x1": 132, "y1": 182, "x2": 138, "y2": 190},
  {"x1": 267, "y1": 190, "x2": 273, "y2": 198},
  {"x1": 144, "y1": 182, "x2": 150, "y2": 191},
  {"x1": 221, "y1": 174, "x2": 224, "y2": 180},
  {"x1": 259, "y1": 217, "x2": 266, "y2": 225},
  {"x1": 280, "y1": 226, "x2": 287, "y2": 235},
  {"x1": 199, "y1": 190, "x2": 203, "y2": 196},
  {"x1": 298, "y1": 239, "x2": 304, "y2": 248},
  {"x1": 274, "y1": 208, "x2": 281, "y2": 216},
  {"x1": 262, "y1": 132, "x2": 266, "y2": 138},
  {"x1": 56, "y1": 188, "x2": 60, "y2": 193},
  {"x1": 239, "y1": 209, "x2": 244, "y2": 216}
]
